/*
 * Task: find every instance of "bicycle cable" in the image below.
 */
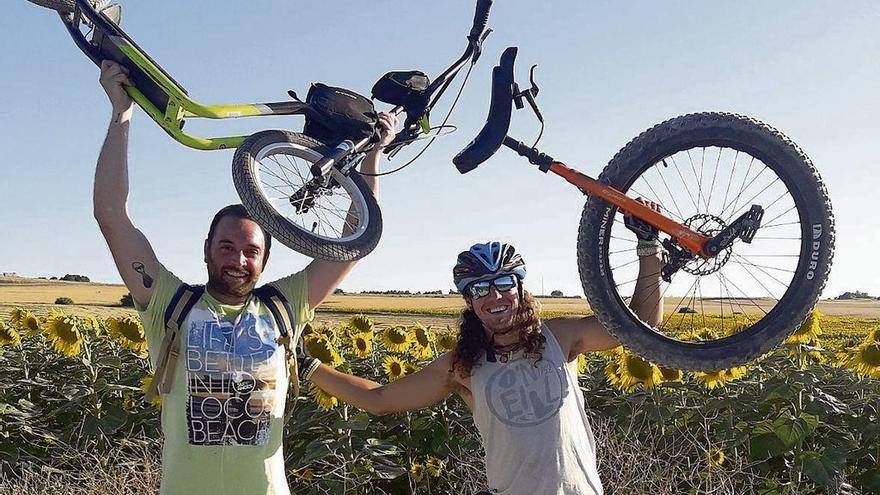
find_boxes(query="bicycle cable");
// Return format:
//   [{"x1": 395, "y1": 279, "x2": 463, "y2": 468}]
[{"x1": 359, "y1": 59, "x2": 476, "y2": 177}]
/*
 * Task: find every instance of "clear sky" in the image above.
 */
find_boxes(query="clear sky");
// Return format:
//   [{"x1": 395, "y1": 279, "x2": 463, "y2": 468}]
[{"x1": 3, "y1": 0, "x2": 878, "y2": 298}]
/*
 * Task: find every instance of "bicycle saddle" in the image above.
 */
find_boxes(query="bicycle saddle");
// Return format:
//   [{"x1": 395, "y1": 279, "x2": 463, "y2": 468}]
[{"x1": 452, "y1": 46, "x2": 517, "y2": 174}]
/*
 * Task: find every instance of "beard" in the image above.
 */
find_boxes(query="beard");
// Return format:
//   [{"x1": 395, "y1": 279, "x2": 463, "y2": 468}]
[{"x1": 206, "y1": 256, "x2": 260, "y2": 300}]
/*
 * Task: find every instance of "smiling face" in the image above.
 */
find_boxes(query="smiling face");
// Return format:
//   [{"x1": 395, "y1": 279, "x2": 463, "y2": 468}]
[
  {"x1": 465, "y1": 278, "x2": 521, "y2": 336},
  {"x1": 204, "y1": 216, "x2": 267, "y2": 304}
]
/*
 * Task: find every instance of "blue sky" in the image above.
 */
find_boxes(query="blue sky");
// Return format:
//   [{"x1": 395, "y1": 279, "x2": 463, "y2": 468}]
[{"x1": 3, "y1": 1, "x2": 878, "y2": 298}]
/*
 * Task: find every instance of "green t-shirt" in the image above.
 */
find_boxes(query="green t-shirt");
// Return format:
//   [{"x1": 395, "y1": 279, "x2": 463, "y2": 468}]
[{"x1": 137, "y1": 264, "x2": 314, "y2": 495}]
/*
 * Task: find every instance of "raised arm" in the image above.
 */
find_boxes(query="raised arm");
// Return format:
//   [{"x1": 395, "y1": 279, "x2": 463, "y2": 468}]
[
  {"x1": 305, "y1": 113, "x2": 397, "y2": 309},
  {"x1": 555, "y1": 237, "x2": 664, "y2": 360},
  {"x1": 93, "y1": 60, "x2": 160, "y2": 308},
  {"x1": 309, "y1": 351, "x2": 459, "y2": 416}
]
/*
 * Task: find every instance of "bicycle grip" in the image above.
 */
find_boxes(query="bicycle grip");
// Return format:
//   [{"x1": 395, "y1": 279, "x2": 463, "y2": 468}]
[{"x1": 469, "y1": 0, "x2": 492, "y2": 40}]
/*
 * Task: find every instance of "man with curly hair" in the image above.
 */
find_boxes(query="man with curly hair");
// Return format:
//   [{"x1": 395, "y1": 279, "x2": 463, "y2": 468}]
[{"x1": 302, "y1": 231, "x2": 664, "y2": 494}]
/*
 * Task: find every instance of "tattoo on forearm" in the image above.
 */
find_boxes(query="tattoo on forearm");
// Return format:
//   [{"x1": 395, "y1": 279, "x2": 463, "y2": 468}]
[{"x1": 132, "y1": 262, "x2": 153, "y2": 288}]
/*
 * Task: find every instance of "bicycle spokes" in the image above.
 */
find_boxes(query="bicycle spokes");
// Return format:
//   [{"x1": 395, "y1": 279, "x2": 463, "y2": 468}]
[{"x1": 607, "y1": 144, "x2": 802, "y2": 340}]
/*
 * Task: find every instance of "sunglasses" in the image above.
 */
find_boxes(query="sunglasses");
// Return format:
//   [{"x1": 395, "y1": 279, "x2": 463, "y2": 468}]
[{"x1": 466, "y1": 274, "x2": 518, "y2": 299}]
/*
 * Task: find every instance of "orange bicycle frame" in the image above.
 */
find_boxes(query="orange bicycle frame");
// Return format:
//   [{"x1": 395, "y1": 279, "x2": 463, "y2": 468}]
[{"x1": 549, "y1": 161, "x2": 712, "y2": 258}]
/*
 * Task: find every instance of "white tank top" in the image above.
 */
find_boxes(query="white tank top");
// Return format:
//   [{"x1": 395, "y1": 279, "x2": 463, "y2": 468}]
[{"x1": 469, "y1": 324, "x2": 604, "y2": 495}]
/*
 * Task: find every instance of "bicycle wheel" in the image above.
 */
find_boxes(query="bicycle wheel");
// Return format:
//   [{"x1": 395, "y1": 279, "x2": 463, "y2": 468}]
[
  {"x1": 232, "y1": 130, "x2": 382, "y2": 262},
  {"x1": 578, "y1": 112, "x2": 834, "y2": 371}
]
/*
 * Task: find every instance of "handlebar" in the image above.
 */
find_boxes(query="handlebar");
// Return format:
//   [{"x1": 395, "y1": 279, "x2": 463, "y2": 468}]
[
  {"x1": 469, "y1": 0, "x2": 492, "y2": 41},
  {"x1": 384, "y1": 0, "x2": 493, "y2": 155}
]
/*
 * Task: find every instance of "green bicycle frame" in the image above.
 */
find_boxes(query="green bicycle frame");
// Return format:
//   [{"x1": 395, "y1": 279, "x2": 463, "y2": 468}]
[{"x1": 63, "y1": 0, "x2": 309, "y2": 151}]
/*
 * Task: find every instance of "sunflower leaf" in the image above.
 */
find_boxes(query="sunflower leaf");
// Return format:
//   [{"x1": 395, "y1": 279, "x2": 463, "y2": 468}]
[{"x1": 98, "y1": 406, "x2": 128, "y2": 434}]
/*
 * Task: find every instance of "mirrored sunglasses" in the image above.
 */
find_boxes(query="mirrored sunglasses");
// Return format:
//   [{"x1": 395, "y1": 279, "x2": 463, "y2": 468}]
[{"x1": 466, "y1": 274, "x2": 518, "y2": 299}]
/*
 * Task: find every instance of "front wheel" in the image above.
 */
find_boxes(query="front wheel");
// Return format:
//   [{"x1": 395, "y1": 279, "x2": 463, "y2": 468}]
[
  {"x1": 578, "y1": 113, "x2": 835, "y2": 371},
  {"x1": 232, "y1": 130, "x2": 382, "y2": 262}
]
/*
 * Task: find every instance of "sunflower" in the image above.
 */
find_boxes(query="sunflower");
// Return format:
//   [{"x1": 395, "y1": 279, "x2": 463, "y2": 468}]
[
  {"x1": 706, "y1": 447, "x2": 725, "y2": 467},
  {"x1": 106, "y1": 315, "x2": 148, "y2": 354},
  {"x1": 409, "y1": 324, "x2": 435, "y2": 361},
  {"x1": 9, "y1": 307, "x2": 25, "y2": 327},
  {"x1": 404, "y1": 362, "x2": 418, "y2": 376},
  {"x1": 383, "y1": 355, "x2": 406, "y2": 381},
  {"x1": 577, "y1": 354, "x2": 588, "y2": 374},
  {"x1": 425, "y1": 457, "x2": 444, "y2": 477},
  {"x1": 616, "y1": 351, "x2": 663, "y2": 390},
  {"x1": 43, "y1": 310, "x2": 84, "y2": 357},
  {"x1": 410, "y1": 462, "x2": 425, "y2": 482},
  {"x1": 18, "y1": 311, "x2": 42, "y2": 337},
  {"x1": 723, "y1": 366, "x2": 749, "y2": 381},
  {"x1": 693, "y1": 366, "x2": 748, "y2": 389},
  {"x1": 381, "y1": 326, "x2": 412, "y2": 353},
  {"x1": 786, "y1": 309, "x2": 822, "y2": 344},
  {"x1": 308, "y1": 382, "x2": 338, "y2": 411},
  {"x1": 350, "y1": 331, "x2": 373, "y2": 359},
  {"x1": 849, "y1": 343, "x2": 880, "y2": 379},
  {"x1": 80, "y1": 314, "x2": 102, "y2": 334},
  {"x1": 658, "y1": 366, "x2": 683, "y2": 383},
  {"x1": 680, "y1": 327, "x2": 720, "y2": 342},
  {"x1": 313, "y1": 324, "x2": 339, "y2": 344},
  {"x1": 0, "y1": 321, "x2": 21, "y2": 347},
  {"x1": 346, "y1": 314, "x2": 375, "y2": 335},
  {"x1": 436, "y1": 327, "x2": 458, "y2": 353},
  {"x1": 304, "y1": 334, "x2": 344, "y2": 367},
  {"x1": 598, "y1": 345, "x2": 624, "y2": 358},
  {"x1": 863, "y1": 327, "x2": 880, "y2": 346},
  {"x1": 139, "y1": 372, "x2": 161, "y2": 407},
  {"x1": 604, "y1": 359, "x2": 623, "y2": 389}
]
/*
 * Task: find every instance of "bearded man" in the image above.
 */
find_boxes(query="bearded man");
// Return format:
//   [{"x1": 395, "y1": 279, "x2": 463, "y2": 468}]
[{"x1": 93, "y1": 59, "x2": 396, "y2": 494}]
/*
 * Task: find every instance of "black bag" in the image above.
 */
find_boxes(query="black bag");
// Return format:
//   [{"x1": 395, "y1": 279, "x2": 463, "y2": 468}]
[
  {"x1": 302, "y1": 83, "x2": 378, "y2": 145},
  {"x1": 371, "y1": 70, "x2": 430, "y2": 108}
]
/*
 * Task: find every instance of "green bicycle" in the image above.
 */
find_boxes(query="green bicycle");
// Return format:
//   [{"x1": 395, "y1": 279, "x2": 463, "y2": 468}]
[{"x1": 28, "y1": 0, "x2": 494, "y2": 262}]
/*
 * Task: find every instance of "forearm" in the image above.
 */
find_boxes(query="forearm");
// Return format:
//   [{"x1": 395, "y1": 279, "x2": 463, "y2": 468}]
[
  {"x1": 630, "y1": 254, "x2": 663, "y2": 326},
  {"x1": 310, "y1": 364, "x2": 387, "y2": 415},
  {"x1": 340, "y1": 148, "x2": 381, "y2": 237},
  {"x1": 93, "y1": 109, "x2": 133, "y2": 223}
]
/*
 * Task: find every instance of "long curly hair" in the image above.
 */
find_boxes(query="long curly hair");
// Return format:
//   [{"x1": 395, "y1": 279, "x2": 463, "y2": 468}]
[{"x1": 450, "y1": 289, "x2": 545, "y2": 378}]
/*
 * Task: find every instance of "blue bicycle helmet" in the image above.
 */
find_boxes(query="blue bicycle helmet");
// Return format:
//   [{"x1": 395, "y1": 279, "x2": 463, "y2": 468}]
[{"x1": 453, "y1": 241, "x2": 527, "y2": 292}]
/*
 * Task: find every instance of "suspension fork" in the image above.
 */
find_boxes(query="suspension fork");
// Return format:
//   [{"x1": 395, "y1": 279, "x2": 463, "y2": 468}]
[{"x1": 548, "y1": 161, "x2": 713, "y2": 258}]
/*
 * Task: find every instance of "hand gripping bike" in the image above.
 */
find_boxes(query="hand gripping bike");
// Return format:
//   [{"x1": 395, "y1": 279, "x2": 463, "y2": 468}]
[
  {"x1": 28, "y1": 0, "x2": 495, "y2": 261},
  {"x1": 453, "y1": 47, "x2": 834, "y2": 371}
]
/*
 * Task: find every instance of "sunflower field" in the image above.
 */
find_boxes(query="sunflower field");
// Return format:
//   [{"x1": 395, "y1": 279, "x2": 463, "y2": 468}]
[{"x1": 1, "y1": 307, "x2": 880, "y2": 494}]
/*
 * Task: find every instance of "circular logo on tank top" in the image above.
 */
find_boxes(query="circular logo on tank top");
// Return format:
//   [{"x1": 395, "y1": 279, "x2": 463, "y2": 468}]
[{"x1": 485, "y1": 357, "x2": 566, "y2": 427}]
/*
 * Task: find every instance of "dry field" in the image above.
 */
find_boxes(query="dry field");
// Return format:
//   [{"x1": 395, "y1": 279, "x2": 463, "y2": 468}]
[{"x1": 2, "y1": 275, "x2": 878, "y2": 325}]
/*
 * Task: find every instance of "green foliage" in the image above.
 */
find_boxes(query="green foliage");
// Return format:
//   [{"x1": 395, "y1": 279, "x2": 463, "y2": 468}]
[
  {"x1": 0, "y1": 312, "x2": 878, "y2": 494},
  {"x1": 54, "y1": 297, "x2": 74, "y2": 305},
  {"x1": 119, "y1": 293, "x2": 135, "y2": 307}
]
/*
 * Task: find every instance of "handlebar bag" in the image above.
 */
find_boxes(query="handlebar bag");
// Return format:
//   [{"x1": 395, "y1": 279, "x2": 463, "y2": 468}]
[
  {"x1": 303, "y1": 83, "x2": 378, "y2": 145},
  {"x1": 371, "y1": 70, "x2": 430, "y2": 107}
]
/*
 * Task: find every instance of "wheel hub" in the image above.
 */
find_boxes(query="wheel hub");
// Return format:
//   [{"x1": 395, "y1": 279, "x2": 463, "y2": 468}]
[{"x1": 682, "y1": 214, "x2": 731, "y2": 275}]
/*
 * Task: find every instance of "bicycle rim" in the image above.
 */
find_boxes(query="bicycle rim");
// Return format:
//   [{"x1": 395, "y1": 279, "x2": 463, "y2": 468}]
[{"x1": 252, "y1": 142, "x2": 370, "y2": 243}]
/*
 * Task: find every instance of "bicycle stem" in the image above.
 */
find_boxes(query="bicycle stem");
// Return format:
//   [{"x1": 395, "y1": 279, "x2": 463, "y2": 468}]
[{"x1": 547, "y1": 161, "x2": 713, "y2": 258}]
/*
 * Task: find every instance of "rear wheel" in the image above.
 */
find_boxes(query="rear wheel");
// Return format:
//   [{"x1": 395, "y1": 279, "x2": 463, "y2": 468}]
[
  {"x1": 578, "y1": 112, "x2": 834, "y2": 371},
  {"x1": 232, "y1": 130, "x2": 382, "y2": 262}
]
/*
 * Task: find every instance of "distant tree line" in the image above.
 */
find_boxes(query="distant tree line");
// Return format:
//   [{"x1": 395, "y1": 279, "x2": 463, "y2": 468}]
[{"x1": 835, "y1": 291, "x2": 878, "y2": 300}]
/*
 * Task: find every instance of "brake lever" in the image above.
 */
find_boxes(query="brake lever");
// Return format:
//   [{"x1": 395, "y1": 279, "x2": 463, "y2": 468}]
[
  {"x1": 469, "y1": 28, "x2": 493, "y2": 63},
  {"x1": 513, "y1": 64, "x2": 543, "y2": 123}
]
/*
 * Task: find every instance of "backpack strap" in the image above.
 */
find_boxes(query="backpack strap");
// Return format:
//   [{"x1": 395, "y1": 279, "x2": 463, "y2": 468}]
[
  {"x1": 252, "y1": 284, "x2": 302, "y2": 419},
  {"x1": 144, "y1": 283, "x2": 204, "y2": 404}
]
